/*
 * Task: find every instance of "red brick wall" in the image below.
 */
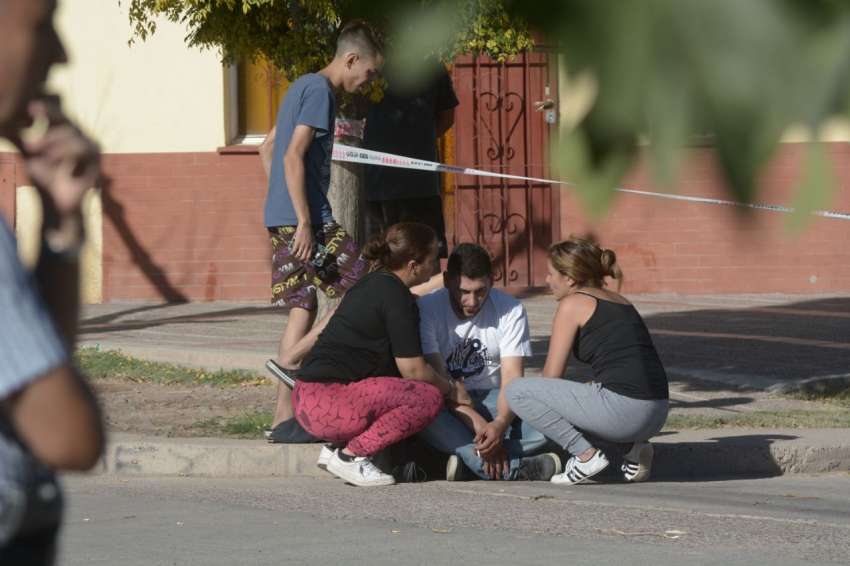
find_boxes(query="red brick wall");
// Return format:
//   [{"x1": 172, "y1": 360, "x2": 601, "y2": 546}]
[
  {"x1": 559, "y1": 143, "x2": 850, "y2": 293},
  {"x1": 99, "y1": 151, "x2": 270, "y2": 302},
  {"x1": 3, "y1": 142, "x2": 849, "y2": 302}
]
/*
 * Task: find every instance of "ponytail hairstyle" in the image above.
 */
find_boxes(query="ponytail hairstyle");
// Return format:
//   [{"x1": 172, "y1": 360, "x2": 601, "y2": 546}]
[
  {"x1": 548, "y1": 234, "x2": 624, "y2": 290},
  {"x1": 362, "y1": 222, "x2": 437, "y2": 272}
]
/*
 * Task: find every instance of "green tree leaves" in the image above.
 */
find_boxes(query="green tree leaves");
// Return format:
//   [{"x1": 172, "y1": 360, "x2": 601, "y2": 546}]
[{"x1": 124, "y1": 0, "x2": 850, "y2": 220}]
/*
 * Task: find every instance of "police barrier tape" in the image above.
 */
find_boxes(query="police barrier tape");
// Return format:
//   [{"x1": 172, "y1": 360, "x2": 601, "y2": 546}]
[{"x1": 332, "y1": 143, "x2": 850, "y2": 221}]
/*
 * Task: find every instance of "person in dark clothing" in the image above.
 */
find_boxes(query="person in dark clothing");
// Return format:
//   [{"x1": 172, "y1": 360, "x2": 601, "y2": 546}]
[
  {"x1": 293, "y1": 222, "x2": 472, "y2": 487},
  {"x1": 362, "y1": 62, "x2": 458, "y2": 264},
  {"x1": 505, "y1": 235, "x2": 669, "y2": 486}
]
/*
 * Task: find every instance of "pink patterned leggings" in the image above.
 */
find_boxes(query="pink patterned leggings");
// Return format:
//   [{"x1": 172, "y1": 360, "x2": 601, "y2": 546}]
[{"x1": 292, "y1": 377, "x2": 443, "y2": 456}]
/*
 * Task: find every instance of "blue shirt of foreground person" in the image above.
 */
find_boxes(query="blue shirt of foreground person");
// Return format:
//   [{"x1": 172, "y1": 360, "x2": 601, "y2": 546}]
[{"x1": 0, "y1": 0, "x2": 105, "y2": 563}]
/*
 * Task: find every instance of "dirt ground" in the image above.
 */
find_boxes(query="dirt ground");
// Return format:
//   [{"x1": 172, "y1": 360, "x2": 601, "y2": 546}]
[
  {"x1": 93, "y1": 379, "x2": 277, "y2": 438},
  {"x1": 93, "y1": 376, "x2": 848, "y2": 439}
]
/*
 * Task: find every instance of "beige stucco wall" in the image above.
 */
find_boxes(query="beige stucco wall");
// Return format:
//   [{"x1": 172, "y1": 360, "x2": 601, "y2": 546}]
[
  {"x1": 0, "y1": 4, "x2": 229, "y2": 303},
  {"x1": 15, "y1": 187, "x2": 102, "y2": 304},
  {"x1": 47, "y1": 2, "x2": 227, "y2": 154}
]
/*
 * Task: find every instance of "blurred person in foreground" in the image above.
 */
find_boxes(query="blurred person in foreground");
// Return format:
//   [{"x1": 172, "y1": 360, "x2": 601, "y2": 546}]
[{"x1": 0, "y1": 0, "x2": 105, "y2": 562}]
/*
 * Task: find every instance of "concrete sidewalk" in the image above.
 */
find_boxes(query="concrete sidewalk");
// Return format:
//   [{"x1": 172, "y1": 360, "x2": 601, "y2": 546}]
[
  {"x1": 78, "y1": 293, "x2": 850, "y2": 479},
  {"x1": 79, "y1": 293, "x2": 850, "y2": 391}
]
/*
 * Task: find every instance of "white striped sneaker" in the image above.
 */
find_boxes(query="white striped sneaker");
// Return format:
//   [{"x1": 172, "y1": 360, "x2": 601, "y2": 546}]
[
  {"x1": 621, "y1": 442, "x2": 654, "y2": 482},
  {"x1": 326, "y1": 451, "x2": 395, "y2": 487},
  {"x1": 551, "y1": 450, "x2": 609, "y2": 485},
  {"x1": 317, "y1": 444, "x2": 335, "y2": 470}
]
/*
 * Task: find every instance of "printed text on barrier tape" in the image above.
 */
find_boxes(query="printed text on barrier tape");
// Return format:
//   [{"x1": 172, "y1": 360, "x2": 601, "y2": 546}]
[{"x1": 332, "y1": 144, "x2": 850, "y2": 221}]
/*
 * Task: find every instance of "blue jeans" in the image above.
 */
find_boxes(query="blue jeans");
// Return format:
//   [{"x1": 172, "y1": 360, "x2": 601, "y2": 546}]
[{"x1": 418, "y1": 388, "x2": 548, "y2": 480}]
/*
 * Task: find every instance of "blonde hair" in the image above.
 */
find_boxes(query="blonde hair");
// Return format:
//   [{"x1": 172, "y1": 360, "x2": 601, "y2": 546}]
[{"x1": 549, "y1": 235, "x2": 624, "y2": 290}]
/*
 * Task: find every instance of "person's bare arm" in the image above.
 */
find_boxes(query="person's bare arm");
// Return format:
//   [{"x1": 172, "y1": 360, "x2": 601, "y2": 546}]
[
  {"x1": 474, "y1": 356, "x2": 523, "y2": 456},
  {"x1": 396, "y1": 356, "x2": 472, "y2": 406},
  {"x1": 422, "y1": 352, "x2": 452, "y2": 383},
  {"x1": 278, "y1": 305, "x2": 337, "y2": 368},
  {"x1": 259, "y1": 126, "x2": 276, "y2": 178},
  {"x1": 283, "y1": 125, "x2": 316, "y2": 262},
  {"x1": 410, "y1": 272, "x2": 444, "y2": 297},
  {"x1": 423, "y1": 352, "x2": 487, "y2": 429},
  {"x1": 449, "y1": 403, "x2": 489, "y2": 436},
  {"x1": 542, "y1": 298, "x2": 583, "y2": 378},
  {"x1": 6, "y1": 366, "x2": 103, "y2": 470}
]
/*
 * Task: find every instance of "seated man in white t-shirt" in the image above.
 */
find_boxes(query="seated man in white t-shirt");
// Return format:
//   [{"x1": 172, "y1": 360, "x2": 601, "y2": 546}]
[{"x1": 417, "y1": 244, "x2": 560, "y2": 481}]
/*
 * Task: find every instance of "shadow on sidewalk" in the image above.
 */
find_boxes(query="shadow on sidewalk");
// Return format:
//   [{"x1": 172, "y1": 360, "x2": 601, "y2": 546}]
[
  {"x1": 528, "y1": 296, "x2": 850, "y2": 392},
  {"x1": 573, "y1": 433, "x2": 799, "y2": 483},
  {"x1": 645, "y1": 296, "x2": 850, "y2": 391},
  {"x1": 80, "y1": 305, "x2": 279, "y2": 335},
  {"x1": 668, "y1": 396, "x2": 755, "y2": 410},
  {"x1": 649, "y1": 433, "x2": 799, "y2": 481},
  {"x1": 403, "y1": 433, "x2": 798, "y2": 483},
  {"x1": 102, "y1": 184, "x2": 188, "y2": 303}
]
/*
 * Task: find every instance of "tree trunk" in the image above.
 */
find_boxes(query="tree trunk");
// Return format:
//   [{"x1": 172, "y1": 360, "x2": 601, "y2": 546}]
[{"x1": 317, "y1": 131, "x2": 366, "y2": 319}]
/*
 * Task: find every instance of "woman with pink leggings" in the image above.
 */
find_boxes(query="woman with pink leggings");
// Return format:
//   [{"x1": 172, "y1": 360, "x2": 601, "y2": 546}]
[{"x1": 294, "y1": 222, "x2": 473, "y2": 487}]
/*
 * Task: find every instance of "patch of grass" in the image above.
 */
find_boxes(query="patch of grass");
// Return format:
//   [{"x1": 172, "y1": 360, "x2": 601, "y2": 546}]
[
  {"x1": 75, "y1": 347, "x2": 266, "y2": 387},
  {"x1": 784, "y1": 381, "x2": 850, "y2": 407},
  {"x1": 665, "y1": 409, "x2": 850, "y2": 430},
  {"x1": 191, "y1": 412, "x2": 273, "y2": 438}
]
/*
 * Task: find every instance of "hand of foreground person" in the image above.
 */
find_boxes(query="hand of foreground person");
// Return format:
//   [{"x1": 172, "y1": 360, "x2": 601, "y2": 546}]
[
  {"x1": 481, "y1": 445, "x2": 509, "y2": 480},
  {"x1": 474, "y1": 419, "x2": 507, "y2": 457},
  {"x1": 16, "y1": 98, "x2": 101, "y2": 221}
]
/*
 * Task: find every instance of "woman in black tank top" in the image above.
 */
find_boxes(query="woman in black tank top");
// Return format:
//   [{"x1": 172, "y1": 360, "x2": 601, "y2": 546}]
[{"x1": 505, "y1": 236, "x2": 669, "y2": 486}]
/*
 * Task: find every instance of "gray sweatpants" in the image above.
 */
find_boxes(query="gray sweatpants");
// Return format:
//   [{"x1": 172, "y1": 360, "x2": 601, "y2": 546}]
[{"x1": 504, "y1": 378, "x2": 669, "y2": 456}]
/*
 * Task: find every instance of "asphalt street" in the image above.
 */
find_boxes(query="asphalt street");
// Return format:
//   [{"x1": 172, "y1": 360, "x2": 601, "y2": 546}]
[{"x1": 60, "y1": 473, "x2": 850, "y2": 565}]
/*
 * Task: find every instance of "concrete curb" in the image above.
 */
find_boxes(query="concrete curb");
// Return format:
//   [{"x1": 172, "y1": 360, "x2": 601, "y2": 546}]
[
  {"x1": 650, "y1": 428, "x2": 850, "y2": 478},
  {"x1": 99, "y1": 435, "x2": 326, "y2": 478},
  {"x1": 768, "y1": 374, "x2": 850, "y2": 396},
  {"x1": 96, "y1": 429, "x2": 850, "y2": 480}
]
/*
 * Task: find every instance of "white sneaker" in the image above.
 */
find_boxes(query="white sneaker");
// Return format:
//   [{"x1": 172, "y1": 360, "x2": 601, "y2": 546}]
[
  {"x1": 326, "y1": 451, "x2": 396, "y2": 487},
  {"x1": 551, "y1": 450, "x2": 609, "y2": 485},
  {"x1": 445, "y1": 455, "x2": 470, "y2": 481},
  {"x1": 621, "y1": 442, "x2": 654, "y2": 482},
  {"x1": 317, "y1": 444, "x2": 334, "y2": 470}
]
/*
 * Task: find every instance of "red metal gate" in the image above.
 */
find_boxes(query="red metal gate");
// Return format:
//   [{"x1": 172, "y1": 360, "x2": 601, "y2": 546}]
[{"x1": 447, "y1": 50, "x2": 559, "y2": 289}]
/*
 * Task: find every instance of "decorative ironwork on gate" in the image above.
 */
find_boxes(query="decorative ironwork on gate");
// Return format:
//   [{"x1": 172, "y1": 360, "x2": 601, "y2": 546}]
[{"x1": 447, "y1": 51, "x2": 558, "y2": 289}]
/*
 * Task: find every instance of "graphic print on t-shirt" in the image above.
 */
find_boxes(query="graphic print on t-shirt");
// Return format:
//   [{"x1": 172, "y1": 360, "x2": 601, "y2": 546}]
[{"x1": 445, "y1": 338, "x2": 492, "y2": 380}]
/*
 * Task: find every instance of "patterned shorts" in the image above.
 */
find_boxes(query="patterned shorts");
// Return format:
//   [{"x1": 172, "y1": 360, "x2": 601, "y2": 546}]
[{"x1": 269, "y1": 222, "x2": 367, "y2": 311}]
